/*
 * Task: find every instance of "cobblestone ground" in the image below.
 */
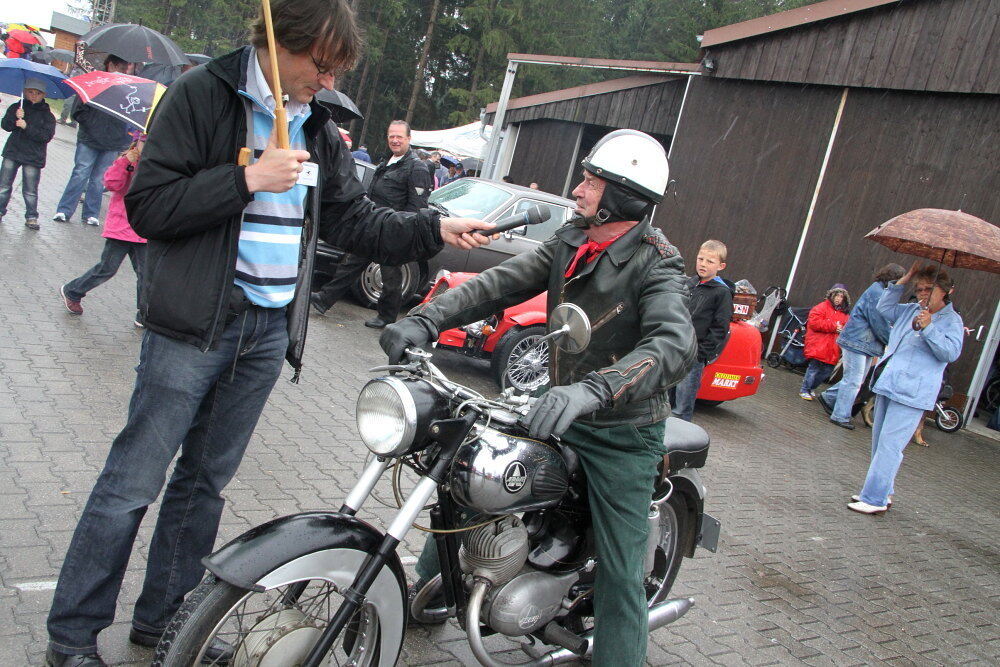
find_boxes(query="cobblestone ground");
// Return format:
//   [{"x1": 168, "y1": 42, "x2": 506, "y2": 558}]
[{"x1": 1, "y1": 98, "x2": 998, "y2": 665}]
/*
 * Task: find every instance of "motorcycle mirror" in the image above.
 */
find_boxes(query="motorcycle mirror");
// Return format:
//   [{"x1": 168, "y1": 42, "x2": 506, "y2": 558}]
[{"x1": 549, "y1": 303, "x2": 591, "y2": 354}]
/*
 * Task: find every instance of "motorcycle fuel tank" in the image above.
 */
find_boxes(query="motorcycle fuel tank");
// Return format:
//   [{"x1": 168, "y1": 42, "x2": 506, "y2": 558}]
[{"x1": 450, "y1": 428, "x2": 569, "y2": 514}]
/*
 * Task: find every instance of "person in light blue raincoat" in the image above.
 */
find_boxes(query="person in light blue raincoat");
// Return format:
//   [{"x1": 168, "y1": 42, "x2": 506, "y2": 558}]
[{"x1": 848, "y1": 262, "x2": 964, "y2": 514}]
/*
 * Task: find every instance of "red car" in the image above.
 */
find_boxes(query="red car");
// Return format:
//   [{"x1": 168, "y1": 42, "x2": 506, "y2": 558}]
[{"x1": 421, "y1": 272, "x2": 765, "y2": 403}]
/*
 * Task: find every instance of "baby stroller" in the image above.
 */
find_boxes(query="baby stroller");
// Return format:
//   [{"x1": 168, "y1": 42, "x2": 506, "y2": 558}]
[{"x1": 766, "y1": 307, "x2": 809, "y2": 371}]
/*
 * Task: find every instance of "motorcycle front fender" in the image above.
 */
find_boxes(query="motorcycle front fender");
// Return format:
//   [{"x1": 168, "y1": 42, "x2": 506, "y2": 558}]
[{"x1": 202, "y1": 511, "x2": 406, "y2": 594}]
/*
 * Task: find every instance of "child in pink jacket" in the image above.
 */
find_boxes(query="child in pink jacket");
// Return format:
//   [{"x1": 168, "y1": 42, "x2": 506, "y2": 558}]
[{"x1": 60, "y1": 134, "x2": 147, "y2": 326}]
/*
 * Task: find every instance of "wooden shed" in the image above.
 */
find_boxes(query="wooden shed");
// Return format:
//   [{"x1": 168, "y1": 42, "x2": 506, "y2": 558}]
[{"x1": 485, "y1": 0, "x2": 1000, "y2": 418}]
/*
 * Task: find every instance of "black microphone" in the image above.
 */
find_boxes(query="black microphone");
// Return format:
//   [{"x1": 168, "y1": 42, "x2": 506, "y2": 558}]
[{"x1": 474, "y1": 205, "x2": 551, "y2": 235}]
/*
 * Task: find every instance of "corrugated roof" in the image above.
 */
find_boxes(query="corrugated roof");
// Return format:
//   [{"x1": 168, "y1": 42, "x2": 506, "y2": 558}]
[
  {"x1": 700, "y1": 0, "x2": 902, "y2": 48},
  {"x1": 484, "y1": 73, "x2": 679, "y2": 114},
  {"x1": 50, "y1": 11, "x2": 91, "y2": 37},
  {"x1": 506, "y1": 53, "x2": 700, "y2": 74}
]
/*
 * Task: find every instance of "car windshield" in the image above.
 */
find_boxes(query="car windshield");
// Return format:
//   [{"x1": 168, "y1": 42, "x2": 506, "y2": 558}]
[{"x1": 428, "y1": 180, "x2": 512, "y2": 220}]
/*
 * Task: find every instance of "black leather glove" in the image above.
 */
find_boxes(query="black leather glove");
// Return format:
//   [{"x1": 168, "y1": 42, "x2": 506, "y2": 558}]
[
  {"x1": 523, "y1": 373, "x2": 612, "y2": 440},
  {"x1": 379, "y1": 316, "x2": 438, "y2": 364}
]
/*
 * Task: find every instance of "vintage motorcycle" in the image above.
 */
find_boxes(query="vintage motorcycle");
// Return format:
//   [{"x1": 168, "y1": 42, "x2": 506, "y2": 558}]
[{"x1": 153, "y1": 304, "x2": 719, "y2": 666}]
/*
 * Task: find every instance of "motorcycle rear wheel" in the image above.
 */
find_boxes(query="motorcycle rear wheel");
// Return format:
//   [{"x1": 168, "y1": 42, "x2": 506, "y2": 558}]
[
  {"x1": 153, "y1": 574, "x2": 384, "y2": 667},
  {"x1": 565, "y1": 492, "x2": 689, "y2": 627}
]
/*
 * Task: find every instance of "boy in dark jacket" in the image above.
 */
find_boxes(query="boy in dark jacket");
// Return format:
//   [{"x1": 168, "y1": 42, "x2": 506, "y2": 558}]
[
  {"x1": 671, "y1": 239, "x2": 733, "y2": 421},
  {"x1": 0, "y1": 79, "x2": 56, "y2": 230}
]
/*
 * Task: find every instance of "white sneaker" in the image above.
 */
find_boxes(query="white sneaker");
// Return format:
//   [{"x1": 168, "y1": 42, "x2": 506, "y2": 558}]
[
  {"x1": 52, "y1": 212, "x2": 67, "y2": 222},
  {"x1": 85, "y1": 217, "x2": 100, "y2": 226},
  {"x1": 847, "y1": 500, "x2": 888, "y2": 515},
  {"x1": 851, "y1": 494, "x2": 892, "y2": 507},
  {"x1": 799, "y1": 391, "x2": 813, "y2": 401}
]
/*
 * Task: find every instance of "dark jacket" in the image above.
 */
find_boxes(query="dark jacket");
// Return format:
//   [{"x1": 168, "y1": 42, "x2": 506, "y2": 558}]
[
  {"x1": 413, "y1": 219, "x2": 696, "y2": 427},
  {"x1": 1, "y1": 99, "x2": 56, "y2": 168},
  {"x1": 73, "y1": 104, "x2": 130, "y2": 152},
  {"x1": 837, "y1": 280, "x2": 895, "y2": 357},
  {"x1": 368, "y1": 149, "x2": 433, "y2": 213},
  {"x1": 685, "y1": 276, "x2": 733, "y2": 363},
  {"x1": 125, "y1": 47, "x2": 444, "y2": 373}
]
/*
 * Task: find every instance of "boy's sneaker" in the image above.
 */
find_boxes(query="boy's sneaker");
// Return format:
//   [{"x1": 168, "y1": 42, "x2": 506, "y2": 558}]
[
  {"x1": 25, "y1": 219, "x2": 40, "y2": 230},
  {"x1": 52, "y1": 212, "x2": 68, "y2": 222},
  {"x1": 60, "y1": 285, "x2": 83, "y2": 315},
  {"x1": 799, "y1": 391, "x2": 813, "y2": 401},
  {"x1": 85, "y1": 217, "x2": 100, "y2": 226}
]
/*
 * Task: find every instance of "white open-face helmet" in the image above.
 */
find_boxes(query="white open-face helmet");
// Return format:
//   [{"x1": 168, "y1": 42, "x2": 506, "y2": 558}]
[{"x1": 581, "y1": 129, "x2": 669, "y2": 203}]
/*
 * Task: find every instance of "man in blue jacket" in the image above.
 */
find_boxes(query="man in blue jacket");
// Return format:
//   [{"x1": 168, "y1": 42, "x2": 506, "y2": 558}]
[{"x1": 818, "y1": 263, "x2": 904, "y2": 428}]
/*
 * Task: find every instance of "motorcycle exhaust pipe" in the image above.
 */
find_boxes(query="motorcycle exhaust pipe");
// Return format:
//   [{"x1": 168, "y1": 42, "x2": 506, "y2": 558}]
[{"x1": 523, "y1": 597, "x2": 696, "y2": 666}]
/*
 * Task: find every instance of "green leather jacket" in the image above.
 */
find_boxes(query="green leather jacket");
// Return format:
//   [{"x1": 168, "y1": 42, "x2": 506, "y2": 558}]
[{"x1": 412, "y1": 218, "x2": 697, "y2": 427}]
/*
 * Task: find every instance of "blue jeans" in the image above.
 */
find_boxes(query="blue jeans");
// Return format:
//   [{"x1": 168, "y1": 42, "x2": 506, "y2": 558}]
[
  {"x1": 47, "y1": 306, "x2": 288, "y2": 654},
  {"x1": 55, "y1": 142, "x2": 119, "y2": 221},
  {"x1": 800, "y1": 359, "x2": 834, "y2": 394},
  {"x1": 0, "y1": 157, "x2": 41, "y2": 219},
  {"x1": 821, "y1": 349, "x2": 871, "y2": 422},
  {"x1": 671, "y1": 360, "x2": 706, "y2": 421},
  {"x1": 859, "y1": 394, "x2": 923, "y2": 506},
  {"x1": 64, "y1": 238, "x2": 146, "y2": 312}
]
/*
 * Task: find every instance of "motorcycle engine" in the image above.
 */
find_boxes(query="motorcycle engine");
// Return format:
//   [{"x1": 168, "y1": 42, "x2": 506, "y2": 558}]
[
  {"x1": 482, "y1": 569, "x2": 578, "y2": 636},
  {"x1": 459, "y1": 516, "x2": 528, "y2": 586},
  {"x1": 460, "y1": 517, "x2": 579, "y2": 636}
]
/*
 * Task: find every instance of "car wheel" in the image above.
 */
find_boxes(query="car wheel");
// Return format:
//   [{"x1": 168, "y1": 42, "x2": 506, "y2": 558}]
[
  {"x1": 351, "y1": 261, "x2": 420, "y2": 309},
  {"x1": 492, "y1": 325, "x2": 549, "y2": 393},
  {"x1": 766, "y1": 353, "x2": 781, "y2": 369}
]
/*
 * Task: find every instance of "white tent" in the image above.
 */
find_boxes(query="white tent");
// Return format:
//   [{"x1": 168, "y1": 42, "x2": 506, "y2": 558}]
[{"x1": 410, "y1": 121, "x2": 491, "y2": 159}]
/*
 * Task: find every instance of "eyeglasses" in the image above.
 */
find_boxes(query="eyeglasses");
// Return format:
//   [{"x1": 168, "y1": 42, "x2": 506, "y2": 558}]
[{"x1": 310, "y1": 54, "x2": 343, "y2": 78}]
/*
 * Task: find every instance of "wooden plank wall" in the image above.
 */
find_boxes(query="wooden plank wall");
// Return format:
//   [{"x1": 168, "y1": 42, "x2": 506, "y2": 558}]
[
  {"x1": 707, "y1": 0, "x2": 1000, "y2": 94},
  {"x1": 654, "y1": 77, "x2": 841, "y2": 293},
  {"x1": 506, "y1": 120, "x2": 581, "y2": 194},
  {"x1": 794, "y1": 88, "x2": 1000, "y2": 396},
  {"x1": 501, "y1": 79, "x2": 686, "y2": 135}
]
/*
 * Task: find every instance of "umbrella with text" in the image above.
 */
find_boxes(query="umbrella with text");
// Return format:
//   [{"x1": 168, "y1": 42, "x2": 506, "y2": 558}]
[{"x1": 64, "y1": 71, "x2": 166, "y2": 132}]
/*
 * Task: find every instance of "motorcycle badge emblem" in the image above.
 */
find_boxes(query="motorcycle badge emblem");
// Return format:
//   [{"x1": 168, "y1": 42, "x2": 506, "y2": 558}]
[{"x1": 503, "y1": 461, "x2": 527, "y2": 493}]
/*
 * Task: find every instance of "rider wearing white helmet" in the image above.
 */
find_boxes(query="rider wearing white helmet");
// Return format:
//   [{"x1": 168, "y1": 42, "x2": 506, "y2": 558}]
[{"x1": 383, "y1": 129, "x2": 695, "y2": 665}]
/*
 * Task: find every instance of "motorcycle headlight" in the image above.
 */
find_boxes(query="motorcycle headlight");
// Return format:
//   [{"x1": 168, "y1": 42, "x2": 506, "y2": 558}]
[{"x1": 356, "y1": 376, "x2": 439, "y2": 456}]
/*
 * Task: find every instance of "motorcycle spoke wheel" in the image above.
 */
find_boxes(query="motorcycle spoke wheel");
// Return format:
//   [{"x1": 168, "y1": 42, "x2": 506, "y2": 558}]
[
  {"x1": 159, "y1": 577, "x2": 381, "y2": 667},
  {"x1": 935, "y1": 406, "x2": 963, "y2": 433}
]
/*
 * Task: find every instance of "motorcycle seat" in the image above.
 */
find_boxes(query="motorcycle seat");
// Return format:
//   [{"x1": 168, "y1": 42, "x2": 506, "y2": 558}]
[{"x1": 662, "y1": 417, "x2": 709, "y2": 470}]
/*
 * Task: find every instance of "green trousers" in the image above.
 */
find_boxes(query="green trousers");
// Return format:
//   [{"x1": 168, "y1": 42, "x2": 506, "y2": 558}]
[{"x1": 416, "y1": 419, "x2": 666, "y2": 666}]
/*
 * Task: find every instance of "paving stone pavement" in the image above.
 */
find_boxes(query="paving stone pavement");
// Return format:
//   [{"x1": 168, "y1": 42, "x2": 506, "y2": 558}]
[{"x1": 1, "y1": 96, "x2": 998, "y2": 665}]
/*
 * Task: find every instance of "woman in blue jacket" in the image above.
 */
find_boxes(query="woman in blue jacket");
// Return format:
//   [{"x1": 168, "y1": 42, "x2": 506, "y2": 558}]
[
  {"x1": 819, "y1": 263, "x2": 904, "y2": 428},
  {"x1": 848, "y1": 263, "x2": 964, "y2": 514}
]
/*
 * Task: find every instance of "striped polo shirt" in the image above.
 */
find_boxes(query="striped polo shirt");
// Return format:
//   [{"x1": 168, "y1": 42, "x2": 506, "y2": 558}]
[{"x1": 234, "y1": 49, "x2": 312, "y2": 308}]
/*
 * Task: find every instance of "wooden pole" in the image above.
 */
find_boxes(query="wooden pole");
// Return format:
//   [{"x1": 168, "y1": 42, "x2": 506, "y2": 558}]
[{"x1": 261, "y1": 0, "x2": 289, "y2": 148}]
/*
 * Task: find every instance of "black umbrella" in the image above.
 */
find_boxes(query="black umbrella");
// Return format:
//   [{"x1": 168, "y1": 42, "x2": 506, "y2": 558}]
[
  {"x1": 135, "y1": 62, "x2": 183, "y2": 86},
  {"x1": 314, "y1": 88, "x2": 363, "y2": 123},
  {"x1": 39, "y1": 48, "x2": 75, "y2": 64},
  {"x1": 80, "y1": 23, "x2": 188, "y2": 66}
]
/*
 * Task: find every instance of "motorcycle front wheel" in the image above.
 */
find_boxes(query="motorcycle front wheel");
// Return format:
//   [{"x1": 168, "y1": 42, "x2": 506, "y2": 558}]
[{"x1": 153, "y1": 574, "x2": 388, "y2": 666}]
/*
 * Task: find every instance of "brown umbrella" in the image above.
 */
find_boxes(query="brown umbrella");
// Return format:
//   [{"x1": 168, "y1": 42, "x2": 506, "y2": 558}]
[{"x1": 865, "y1": 208, "x2": 1000, "y2": 274}]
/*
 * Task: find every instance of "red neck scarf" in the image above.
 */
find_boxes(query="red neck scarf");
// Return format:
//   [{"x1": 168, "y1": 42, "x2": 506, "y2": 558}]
[{"x1": 564, "y1": 231, "x2": 628, "y2": 278}]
